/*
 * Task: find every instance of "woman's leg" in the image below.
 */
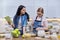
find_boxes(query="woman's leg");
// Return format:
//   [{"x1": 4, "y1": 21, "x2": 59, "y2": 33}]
[{"x1": 20, "y1": 30, "x2": 23, "y2": 35}]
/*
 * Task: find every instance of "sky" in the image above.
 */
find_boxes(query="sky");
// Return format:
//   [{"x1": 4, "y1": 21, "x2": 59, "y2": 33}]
[{"x1": 0, "y1": 0, "x2": 60, "y2": 19}]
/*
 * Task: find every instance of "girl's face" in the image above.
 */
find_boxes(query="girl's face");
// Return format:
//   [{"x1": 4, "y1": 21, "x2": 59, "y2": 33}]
[
  {"x1": 37, "y1": 8, "x2": 43, "y2": 17},
  {"x1": 37, "y1": 11, "x2": 43, "y2": 17},
  {"x1": 20, "y1": 8, "x2": 26, "y2": 14}
]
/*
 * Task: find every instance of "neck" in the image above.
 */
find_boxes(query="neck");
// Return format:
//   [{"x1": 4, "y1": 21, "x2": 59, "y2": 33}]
[{"x1": 37, "y1": 15, "x2": 42, "y2": 18}]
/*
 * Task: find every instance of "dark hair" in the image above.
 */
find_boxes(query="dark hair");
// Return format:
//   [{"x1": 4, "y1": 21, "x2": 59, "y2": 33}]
[
  {"x1": 37, "y1": 7, "x2": 44, "y2": 14},
  {"x1": 14, "y1": 5, "x2": 29, "y2": 21},
  {"x1": 16, "y1": 5, "x2": 25, "y2": 16}
]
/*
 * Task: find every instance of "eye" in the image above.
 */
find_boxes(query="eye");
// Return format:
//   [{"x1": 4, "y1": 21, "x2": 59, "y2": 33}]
[{"x1": 23, "y1": 10, "x2": 25, "y2": 11}]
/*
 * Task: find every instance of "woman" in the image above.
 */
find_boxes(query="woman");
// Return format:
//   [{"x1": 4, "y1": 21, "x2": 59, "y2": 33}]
[{"x1": 13, "y1": 5, "x2": 29, "y2": 35}]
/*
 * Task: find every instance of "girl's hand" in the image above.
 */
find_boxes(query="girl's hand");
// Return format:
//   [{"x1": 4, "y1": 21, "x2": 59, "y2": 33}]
[
  {"x1": 43, "y1": 27, "x2": 48, "y2": 30},
  {"x1": 36, "y1": 27, "x2": 48, "y2": 31},
  {"x1": 36, "y1": 27, "x2": 44, "y2": 31},
  {"x1": 36, "y1": 28, "x2": 40, "y2": 31}
]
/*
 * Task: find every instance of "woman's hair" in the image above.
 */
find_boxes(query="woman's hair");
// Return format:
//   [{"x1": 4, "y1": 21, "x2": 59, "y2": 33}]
[
  {"x1": 14, "y1": 5, "x2": 29, "y2": 21},
  {"x1": 37, "y1": 7, "x2": 44, "y2": 14},
  {"x1": 16, "y1": 5, "x2": 25, "y2": 16}
]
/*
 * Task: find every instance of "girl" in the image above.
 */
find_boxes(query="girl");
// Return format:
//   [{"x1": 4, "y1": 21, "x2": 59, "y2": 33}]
[
  {"x1": 33, "y1": 7, "x2": 48, "y2": 34},
  {"x1": 13, "y1": 5, "x2": 29, "y2": 35}
]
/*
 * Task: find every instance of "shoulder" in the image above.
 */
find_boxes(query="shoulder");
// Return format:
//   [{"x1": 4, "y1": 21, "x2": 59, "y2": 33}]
[{"x1": 13, "y1": 15, "x2": 20, "y2": 21}]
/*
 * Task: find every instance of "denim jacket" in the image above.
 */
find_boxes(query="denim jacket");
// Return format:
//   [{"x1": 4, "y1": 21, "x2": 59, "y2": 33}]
[{"x1": 13, "y1": 14, "x2": 27, "y2": 29}]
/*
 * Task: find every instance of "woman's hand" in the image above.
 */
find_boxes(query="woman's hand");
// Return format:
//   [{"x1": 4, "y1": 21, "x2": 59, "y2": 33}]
[
  {"x1": 23, "y1": 27, "x2": 26, "y2": 34},
  {"x1": 11, "y1": 24, "x2": 15, "y2": 28}
]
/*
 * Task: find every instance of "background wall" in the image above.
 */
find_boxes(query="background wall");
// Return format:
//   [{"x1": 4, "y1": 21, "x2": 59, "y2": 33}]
[{"x1": 0, "y1": 0, "x2": 60, "y2": 19}]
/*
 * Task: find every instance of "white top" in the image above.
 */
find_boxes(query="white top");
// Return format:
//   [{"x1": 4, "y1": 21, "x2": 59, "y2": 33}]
[
  {"x1": 36, "y1": 17, "x2": 42, "y2": 21},
  {"x1": 19, "y1": 16, "x2": 21, "y2": 24},
  {"x1": 18, "y1": 16, "x2": 22, "y2": 30}
]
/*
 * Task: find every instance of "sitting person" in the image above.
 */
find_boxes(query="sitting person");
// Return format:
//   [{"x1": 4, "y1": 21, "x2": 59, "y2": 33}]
[
  {"x1": 13, "y1": 5, "x2": 29, "y2": 35},
  {"x1": 33, "y1": 7, "x2": 48, "y2": 34}
]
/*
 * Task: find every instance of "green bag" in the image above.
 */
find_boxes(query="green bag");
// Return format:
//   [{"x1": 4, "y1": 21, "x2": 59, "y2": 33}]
[{"x1": 4, "y1": 16, "x2": 12, "y2": 25}]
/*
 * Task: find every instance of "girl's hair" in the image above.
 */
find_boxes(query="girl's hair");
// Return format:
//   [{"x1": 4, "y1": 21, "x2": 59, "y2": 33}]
[
  {"x1": 37, "y1": 7, "x2": 44, "y2": 14},
  {"x1": 14, "y1": 5, "x2": 29, "y2": 21}
]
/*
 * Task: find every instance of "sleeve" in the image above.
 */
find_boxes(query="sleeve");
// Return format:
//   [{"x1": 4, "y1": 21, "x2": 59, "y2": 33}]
[
  {"x1": 41, "y1": 16, "x2": 48, "y2": 27},
  {"x1": 23, "y1": 20, "x2": 27, "y2": 27},
  {"x1": 13, "y1": 16, "x2": 18, "y2": 29},
  {"x1": 22, "y1": 16, "x2": 27, "y2": 27}
]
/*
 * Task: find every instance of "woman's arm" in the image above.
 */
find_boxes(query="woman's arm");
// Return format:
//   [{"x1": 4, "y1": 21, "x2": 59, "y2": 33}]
[
  {"x1": 23, "y1": 21, "x2": 27, "y2": 34},
  {"x1": 13, "y1": 16, "x2": 19, "y2": 29},
  {"x1": 23, "y1": 16, "x2": 27, "y2": 34},
  {"x1": 23, "y1": 27, "x2": 26, "y2": 34}
]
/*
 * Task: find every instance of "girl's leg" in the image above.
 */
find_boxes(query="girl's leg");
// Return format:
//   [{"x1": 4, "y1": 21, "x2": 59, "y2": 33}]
[{"x1": 33, "y1": 28, "x2": 37, "y2": 34}]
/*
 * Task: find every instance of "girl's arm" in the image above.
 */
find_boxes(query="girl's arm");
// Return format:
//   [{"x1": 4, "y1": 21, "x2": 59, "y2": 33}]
[
  {"x1": 41, "y1": 18, "x2": 48, "y2": 30},
  {"x1": 42, "y1": 21, "x2": 48, "y2": 30}
]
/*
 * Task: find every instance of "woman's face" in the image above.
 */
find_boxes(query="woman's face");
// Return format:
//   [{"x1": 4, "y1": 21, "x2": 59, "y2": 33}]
[
  {"x1": 37, "y1": 11, "x2": 43, "y2": 17},
  {"x1": 20, "y1": 8, "x2": 26, "y2": 14}
]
